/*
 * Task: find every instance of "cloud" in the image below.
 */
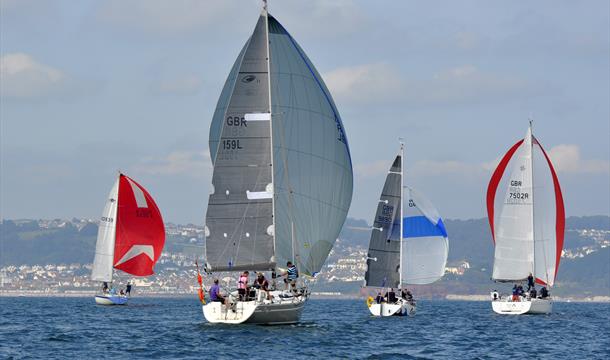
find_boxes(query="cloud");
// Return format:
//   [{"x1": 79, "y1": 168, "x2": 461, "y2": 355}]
[
  {"x1": 0, "y1": 53, "x2": 65, "y2": 98},
  {"x1": 324, "y1": 63, "x2": 534, "y2": 106},
  {"x1": 150, "y1": 74, "x2": 203, "y2": 95},
  {"x1": 96, "y1": 0, "x2": 235, "y2": 34},
  {"x1": 132, "y1": 150, "x2": 212, "y2": 178},
  {"x1": 324, "y1": 63, "x2": 402, "y2": 104},
  {"x1": 548, "y1": 144, "x2": 609, "y2": 174},
  {"x1": 357, "y1": 143, "x2": 610, "y2": 182},
  {"x1": 408, "y1": 65, "x2": 532, "y2": 105}
]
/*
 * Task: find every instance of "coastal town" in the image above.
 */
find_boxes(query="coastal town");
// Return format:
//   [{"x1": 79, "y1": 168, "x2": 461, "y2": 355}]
[{"x1": 1, "y1": 218, "x2": 608, "y2": 301}]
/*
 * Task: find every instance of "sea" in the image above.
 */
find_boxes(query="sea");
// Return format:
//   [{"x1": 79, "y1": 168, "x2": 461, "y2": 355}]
[{"x1": 1, "y1": 297, "x2": 608, "y2": 359}]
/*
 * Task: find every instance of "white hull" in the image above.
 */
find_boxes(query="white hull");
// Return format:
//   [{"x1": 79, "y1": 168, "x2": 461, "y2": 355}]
[
  {"x1": 95, "y1": 294, "x2": 128, "y2": 305},
  {"x1": 368, "y1": 299, "x2": 416, "y2": 317},
  {"x1": 491, "y1": 297, "x2": 552, "y2": 315},
  {"x1": 203, "y1": 289, "x2": 307, "y2": 325}
]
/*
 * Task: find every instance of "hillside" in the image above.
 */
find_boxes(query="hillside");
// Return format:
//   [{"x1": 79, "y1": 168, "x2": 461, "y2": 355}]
[{"x1": 1, "y1": 216, "x2": 608, "y2": 297}]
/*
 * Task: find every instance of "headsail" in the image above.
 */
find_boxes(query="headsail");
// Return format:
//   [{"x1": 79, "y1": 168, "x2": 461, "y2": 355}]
[
  {"x1": 401, "y1": 187, "x2": 449, "y2": 285},
  {"x1": 205, "y1": 12, "x2": 353, "y2": 275},
  {"x1": 364, "y1": 156, "x2": 401, "y2": 288},
  {"x1": 487, "y1": 125, "x2": 564, "y2": 286}
]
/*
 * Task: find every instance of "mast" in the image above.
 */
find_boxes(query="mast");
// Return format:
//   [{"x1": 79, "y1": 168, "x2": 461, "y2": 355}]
[
  {"x1": 110, "y1": 173, "x2": 120, "y2": 283},
  {"x1": 263, "y1": 0, "x2": 277, "y2": 267},
  {"x1": 399, "y1": 141, "x2": 404, "y2": 287},
  {"x1": 529, "y1": 120, "x2": 536, "y2": 281}
]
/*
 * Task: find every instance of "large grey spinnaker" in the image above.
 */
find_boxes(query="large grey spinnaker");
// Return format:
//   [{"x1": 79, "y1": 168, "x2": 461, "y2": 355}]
[{"x1": 205, "y1": 12, "x2": 353, "y2": 275}]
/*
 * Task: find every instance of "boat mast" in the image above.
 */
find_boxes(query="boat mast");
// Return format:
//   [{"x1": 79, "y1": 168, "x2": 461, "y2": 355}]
[
  {"x1": 399, "y1": 140, "x2": 404, "y2": 288},
  {"x1": 529, "y1": 119, "x2": 536, "y2": 284},
  {"x1": 263, "y1": 0, "x2": 277, "y2": 268}
]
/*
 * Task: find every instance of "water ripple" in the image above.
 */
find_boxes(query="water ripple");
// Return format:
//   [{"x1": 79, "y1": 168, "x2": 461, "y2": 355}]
[{"x1": 1, "y1": 297, "x2": 608, "y2": 359}]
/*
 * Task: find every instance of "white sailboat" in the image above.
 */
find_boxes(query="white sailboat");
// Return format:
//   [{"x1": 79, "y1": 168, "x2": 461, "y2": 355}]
[
  {"x1": 91, "y1": 173, "x2": 166, "y2": 305},
  {"x1": 365, "y1": 143, "x2": 449, "y2": 317},
  {"x1": 487, "y1": 122, "x2": 565, "y2": 315},
  {"x1": 202, "y1": 1, "x2": 353, "y2": 325}
]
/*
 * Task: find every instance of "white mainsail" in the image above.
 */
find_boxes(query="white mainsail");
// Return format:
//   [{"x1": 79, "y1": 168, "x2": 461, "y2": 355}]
[{"x1": 91, "y1": 177, "x2": 119, "y2": 282}]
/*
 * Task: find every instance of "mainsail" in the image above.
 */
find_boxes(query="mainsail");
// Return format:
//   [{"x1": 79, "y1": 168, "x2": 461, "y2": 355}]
[
  {"x1": 91, "y1": 174, "x2": 166, "y2": 282},
  {"x1": 206, "y1": 11, "x2": 353, "y2": 275},
  {"x1": 364, "y1": 155, "x2": 402, "y2": 288},
  {"x1": 487, "y1": 124, "x2": 564, "y2": 286}
]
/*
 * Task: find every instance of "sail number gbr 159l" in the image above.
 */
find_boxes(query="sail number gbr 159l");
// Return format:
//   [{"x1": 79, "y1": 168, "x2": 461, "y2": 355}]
[{"x1": 222, "y1": 139, "x2": 243, "y2": 150}]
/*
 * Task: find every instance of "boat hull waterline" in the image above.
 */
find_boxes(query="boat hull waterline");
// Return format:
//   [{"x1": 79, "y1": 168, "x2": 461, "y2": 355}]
[
  {"x1": 95, "y1": 295, "x2": 129, "y2": 305},
  {"x1": 491, "y1": 298, "x2": 552, "y2": 315},
  {"x1": 368, "y1": 300, "x2": 416, "y2": 317},
  {"x1": 202, "y1": 291, "x2": 306, "y2": 325}
]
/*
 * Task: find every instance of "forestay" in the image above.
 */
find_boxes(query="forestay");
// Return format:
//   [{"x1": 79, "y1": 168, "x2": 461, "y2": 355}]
[
  {"x1": 401, "y1": 187, "x2": 449, "y2": 285},
  {"x1": 364, "y1": 156, "x2": 401, "y2": 288}
]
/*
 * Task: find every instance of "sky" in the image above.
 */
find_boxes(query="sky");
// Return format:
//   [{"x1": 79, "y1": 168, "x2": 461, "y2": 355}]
[{"x1": 1, "y1": 0, "x2": 609, "y2": 224}]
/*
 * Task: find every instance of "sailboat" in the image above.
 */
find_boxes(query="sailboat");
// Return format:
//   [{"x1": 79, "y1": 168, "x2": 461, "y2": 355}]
[
  {"x1": 201, "y1": 2, "x2": 353, "y2": 325},
  {"x1": 91, "y1": 173, "x2": 166, "y2": 305},
  {"x1": 364, "y1": 143, "x2": 449, "y2": 317},
  {"x1": 487, "y1": 122, "x2": 565, "y2": 315}
]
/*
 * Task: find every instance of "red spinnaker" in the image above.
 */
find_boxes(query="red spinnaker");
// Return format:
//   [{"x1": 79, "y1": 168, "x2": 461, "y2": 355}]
[{"x1": 113, "y1": 174, "x2": 165, "y2": 276}]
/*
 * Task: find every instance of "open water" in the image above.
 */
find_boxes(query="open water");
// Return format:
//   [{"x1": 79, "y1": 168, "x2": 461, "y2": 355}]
[{"x1": 1, "y1": 297, "x2": 608, "y2": 359}]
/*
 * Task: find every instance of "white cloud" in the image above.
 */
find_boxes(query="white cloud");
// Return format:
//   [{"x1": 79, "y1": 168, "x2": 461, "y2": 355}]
[
  {"x1": 324, "y1": 63, "x2": 402, "y2": 104},
  {"x1": 324, "y1": 63, "x2": 533, "y2": 106},
  {"x1": 548, "y1": 144, "x2": 609, "y2": 174},
  {"x1": 133, "y1": 150, "x2": 212, "y2": 178},
  {"x1": 151, "y1": 74, "x2": 203, "y2": 95},
  {"x1": 409, "y1": 65, "x2": 531, "y2": 105},
  {"x1": 0, "y1": 53, "x2": 65, "y2": 98},
  {"x1": 96, "y1": 0, "x2": 235, "y2": 33},
  {"x1": 357, "y1": 144, "x2": 609, "y2": 181}
]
